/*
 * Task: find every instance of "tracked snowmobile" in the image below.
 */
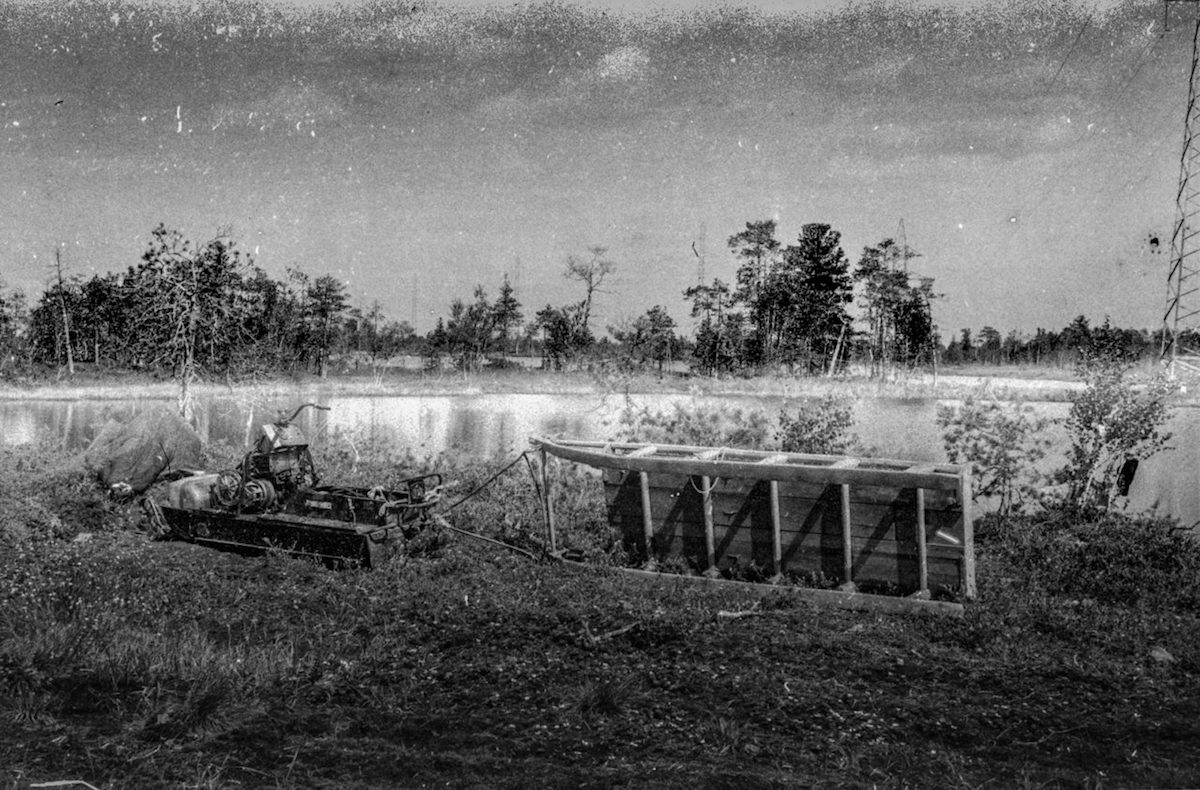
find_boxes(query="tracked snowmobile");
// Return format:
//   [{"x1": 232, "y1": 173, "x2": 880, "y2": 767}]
[{"x1": 148, "y1": 403, "x2": 443, "y2": 567}]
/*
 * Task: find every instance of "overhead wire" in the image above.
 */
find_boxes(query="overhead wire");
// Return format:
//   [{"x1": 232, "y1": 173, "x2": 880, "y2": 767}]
[{"x1": 1013, "y1": 16, "x2": 1173, "y2": 229}]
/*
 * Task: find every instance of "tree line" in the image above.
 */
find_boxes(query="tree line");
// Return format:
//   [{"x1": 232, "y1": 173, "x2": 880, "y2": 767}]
[{"x1": 0, "y1": 221, "x2": 1169, "y2": 383}]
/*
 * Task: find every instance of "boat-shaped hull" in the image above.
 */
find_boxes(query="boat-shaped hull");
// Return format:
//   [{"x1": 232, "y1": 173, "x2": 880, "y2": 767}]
[{"x1": 532, "y1": 438, "x2": 975, "y2": 599}]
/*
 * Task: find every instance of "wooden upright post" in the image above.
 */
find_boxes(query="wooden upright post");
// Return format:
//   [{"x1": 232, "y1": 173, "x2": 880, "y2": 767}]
[
  {"x1": 768, "y1": 480, "x2": 782, "y2": 579},
  {"x1": 639, "y1": 471, "x2": 654, "y2": 564},
  {"x1": 915, "y1": 488, "x2": 929, "y2": 597},
  {"x1": 540, "y1": 449, "x2": 557, "y2": 554},
  {"x1": 701, "y1": 475, "x2": 718, "y2": 577},
  {"x1": 839, "y1": 483, "x2": 855, "y2": 590},
  {"x1": 959, "y1": 468, "x2": 976, "y2": 600}
]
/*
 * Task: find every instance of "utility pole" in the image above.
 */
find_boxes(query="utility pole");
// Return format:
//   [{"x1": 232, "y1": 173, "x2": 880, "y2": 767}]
[
  {"x1": 1163, "y1": 1, "x2": 1200, "y2": 375},
  {"x1": 52, "y1": 247, "x2": 74, "y2": 376}
]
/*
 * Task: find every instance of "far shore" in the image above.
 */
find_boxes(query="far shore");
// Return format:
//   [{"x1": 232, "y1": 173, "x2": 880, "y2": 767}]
[{"x1": 0, "y1": 366, "x2": 1089, "y2": 403}]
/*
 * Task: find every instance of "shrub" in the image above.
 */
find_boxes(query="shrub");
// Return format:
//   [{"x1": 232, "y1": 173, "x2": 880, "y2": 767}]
[
  {"x1": 937, "y1": 396, "x2": 1051, "y2": 516},
  {"x1": 1056, "y1": 362, "x2": 1173, "y2": 512},
  {"x1": 776, "y1": 394, "x2": 859, "y2": 454},
  {"x1": 989, "y1": 510, "x2": 1200, "y2": 610},
  {"x1": 609, "y1": 391, "x2": 859, "y2": 455},
  {"x1": 608, "y1": 393, "x2": 773, "y2": 449}
]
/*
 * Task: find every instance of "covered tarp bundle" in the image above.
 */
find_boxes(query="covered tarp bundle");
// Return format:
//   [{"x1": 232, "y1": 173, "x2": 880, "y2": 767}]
[{"x1": 84, "y1": 407, "x2": 203, "y2": 494}]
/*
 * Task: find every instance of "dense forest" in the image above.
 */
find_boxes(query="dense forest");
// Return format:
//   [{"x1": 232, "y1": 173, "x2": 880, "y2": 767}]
[{"x1": 0, "y1": 221, "x2": 1170, "y2": 382}]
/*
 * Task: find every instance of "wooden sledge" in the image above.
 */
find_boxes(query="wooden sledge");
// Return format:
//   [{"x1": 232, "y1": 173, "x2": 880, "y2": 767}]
[{"x1": 531, "y1": 437, "x2": 975, "y2": 609}]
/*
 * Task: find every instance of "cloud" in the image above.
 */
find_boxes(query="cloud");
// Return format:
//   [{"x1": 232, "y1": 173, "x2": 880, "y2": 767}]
[
  {"x1": 475, "y1": 45, "x2": 660, "y2": 128},
  {"x1": 593, "y1": 45, "x2": 652, "y2": 83},
  {"x1": 212, "y1": 83, "x2": 349, "y2": 132}
]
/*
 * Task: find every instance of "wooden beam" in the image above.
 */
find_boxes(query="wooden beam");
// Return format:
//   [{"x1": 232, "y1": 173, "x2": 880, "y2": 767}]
[
  {"x1": 537, "y1": 436, "x2": 965, "y2": 473},
  {"x1": 540, "y1": 446, "x2": 556, "y2": 549},
  {"x1": 759, "y1": 454, "x2": 790, "y2": 465},
  {"x1": 769, "y1": 480, "x2": 782, "y2": 577},
  {"x1": 840, "y1": 483, "x2": 853, "y2": 586},
  {"x1": 701, "y1": 474, "x2": 717, "y2": 575},
  {"x1": 540, "y1": 449, "x2": 557, "y2": 553},
  {"x1": 639, "y1": 471, "x2": 654, "y2": 560},
  {"x1": 556, "y1": 560, "x2": 966, "y2": 618},
  {"x1": 537, "y1": 444, "x2": 961, "y2": 490},
  {"x1": 916, "y1": 488, "x2": 929, "y2": 594},
  {"x1": 960, "y1": 469, "x2": 977, "y2": 600},
  {"x1": 628, "y1": 445, "x2": 658, "y2": 458}
]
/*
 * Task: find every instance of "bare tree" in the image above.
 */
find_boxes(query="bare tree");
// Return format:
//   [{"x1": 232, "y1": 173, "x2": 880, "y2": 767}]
[{"x1": 563, "y1": 245, "x2": 615, "y2": 340}]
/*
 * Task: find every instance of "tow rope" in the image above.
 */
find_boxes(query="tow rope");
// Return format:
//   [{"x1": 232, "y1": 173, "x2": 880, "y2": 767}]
[{"x1": 435, "y1": 450, "x2": 548, "y2": 562}]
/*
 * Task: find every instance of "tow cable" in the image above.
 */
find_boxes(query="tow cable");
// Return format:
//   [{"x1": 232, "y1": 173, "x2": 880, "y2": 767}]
[{"x1": 432, "y1": 450, "x2": 547, "y2": 562}]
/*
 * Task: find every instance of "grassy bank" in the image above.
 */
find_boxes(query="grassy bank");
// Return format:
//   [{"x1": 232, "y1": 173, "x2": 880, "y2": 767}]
[
  {"x1": 4, "y1": 532, "x2": 1200, "y2": 789},
  {"x1": 3, "y1": 445, "x2": 1200, "y2": 788}
]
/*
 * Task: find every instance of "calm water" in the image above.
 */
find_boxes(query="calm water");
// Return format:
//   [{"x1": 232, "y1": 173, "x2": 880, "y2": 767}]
[
  {"x1": 0, "y1": 391, "x2": 970, "y2": 461},
  {"x1": 5, "y1": 390, "x2": 1197, "y2": 525}
]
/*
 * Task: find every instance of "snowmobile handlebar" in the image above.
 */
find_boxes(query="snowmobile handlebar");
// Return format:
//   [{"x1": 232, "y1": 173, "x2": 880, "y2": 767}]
[{"x1": 282, "y1": 403, "x2": 331, "y2": 425}]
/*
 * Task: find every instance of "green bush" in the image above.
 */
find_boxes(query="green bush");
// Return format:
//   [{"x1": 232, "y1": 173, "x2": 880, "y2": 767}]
[
  {"x1": 937, "y1": 396, "x2": 1051, "y2": 516},
  {"x1": 609, "y1": 392, "x2": 859, "y2": 455},
  {"x1": 1056, "y1": 365, "x2": 1173, "y2": 512},
  {"x1": 988, "y1": 510, "x2": 1200, "y2": 610},
  {"x1": 776, "y1": 394, "x2": 859, "y2": 454},
  {"x1": 608, "y1": 395, "x2": 773, "y2": 448}
]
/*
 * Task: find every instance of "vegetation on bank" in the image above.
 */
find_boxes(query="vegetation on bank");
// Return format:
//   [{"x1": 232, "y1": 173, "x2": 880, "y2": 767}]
[
  {"x1": 2, "y1": 431, "x2": 1200, "y2": 788},
  {"x1": 2, "y1": 348, "x2": 1199, "y2": 787},
  {"x1": 0, "y1": 219, "x2": 1172, "y2": 403}
]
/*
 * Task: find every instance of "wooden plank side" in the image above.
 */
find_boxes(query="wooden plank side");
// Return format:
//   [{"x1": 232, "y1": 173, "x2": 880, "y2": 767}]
[
  {"x1": 633, "y1": 524, "x2": 963, "y2": 592},
  {"x1": 555, "y1": 559, "x2": 965, "y2": 617},
  {"x1": 546, "y1": 441, "x2": 962, "y2": 490},
  {"x1": 604, "y1": 468, "x2": 959, "y2": 511},
  {"x1": 602, "y1": 472, "x2": 966, "y2": 592},
  {"x1": 620, "y1": 476, "x2": 964, "y2": 548},
  {"x1": 535, "y1": 437, "x2": 965, "y2": 478}
]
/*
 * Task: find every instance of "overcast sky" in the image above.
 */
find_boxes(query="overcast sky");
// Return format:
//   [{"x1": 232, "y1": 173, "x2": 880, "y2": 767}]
[{"x1": 0, "y1": 0, "x2": 1188, "y2": 336}]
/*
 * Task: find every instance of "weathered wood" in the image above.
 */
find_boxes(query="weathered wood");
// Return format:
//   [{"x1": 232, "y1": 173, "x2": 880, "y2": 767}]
[
  {"x1": 701, "y1": 474, "x2": 716, "y2": 572},
  {"x1": 556, "y1": 559, "x2": 965, "y2": 618},
  {"x1": 536, "y1": 438, "x2": 962, "y2": 491},
  {"x1": 961, "y1": 468, "x2": 977, "y2": 600},
  {"x1": 535, "y1": 437, "x2": 962, "y2": 474},
  {"x1": 541, "y1": 449, "x2": 558, "y2": 553},
  {"x1": 608, "y1": 475, "x2": 963, "y2": 546},
  {"x1": 639, "y1": 470, "x2": 653, "y2": 558},
  {"x1": 536, "y1": 437, "x2": 975, "y2": 599},
  {"x1": 602, "y1": 471, "x2": 965, "y2": 593},
  {"x1": 840, "y1": 483, "x2": 853, "y2": 585},
  {"x1": 916, "y1": 487, "x2": 929, "y2": 593},
  {"x1": 607, "y1": 469, "x2": 961, "y2": 513},
  {"x1": 769, "y1": 479, "x2": 782, "y2": 577}
]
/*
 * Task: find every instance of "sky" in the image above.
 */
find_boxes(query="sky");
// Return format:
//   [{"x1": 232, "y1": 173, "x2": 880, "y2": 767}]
[{"x1": 0, "y1": 0, "x2": 1191, "y2": 337}]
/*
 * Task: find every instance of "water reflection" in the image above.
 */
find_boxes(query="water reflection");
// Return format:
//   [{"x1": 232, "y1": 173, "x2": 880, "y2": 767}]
[
  {"x1": 9, "y1": 390, "x2": 1200, "y2": 525},
  {"x1": 0, "y1": 390, "x2": 956, "y2": 462}
]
